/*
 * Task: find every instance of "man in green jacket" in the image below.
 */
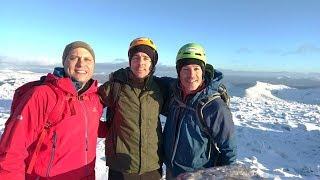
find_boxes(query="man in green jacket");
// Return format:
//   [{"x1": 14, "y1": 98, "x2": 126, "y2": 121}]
[{"x1": 99, "y1": 37, "x2": 164, "y2": 180}]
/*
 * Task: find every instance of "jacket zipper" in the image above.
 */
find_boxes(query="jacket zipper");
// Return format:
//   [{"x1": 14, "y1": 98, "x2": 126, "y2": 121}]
[
  {"x1": 79, "y1": 99, "x2": 89, "y2": 176},
  {"x1": 170, "y1": 97, "x2": 190, "y2": 167},
  {"x1": 46, "y1": 131, "x2": 57, "y2": 177},
  {"x1": 138, "y1": 93, "x2": 143, "y2": 174},
  {"x1": 170, "y1": 107, "x2": 184, "y2": 167}
]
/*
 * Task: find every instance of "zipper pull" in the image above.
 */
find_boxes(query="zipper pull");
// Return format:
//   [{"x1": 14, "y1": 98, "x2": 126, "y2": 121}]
[{"x1": 86, "y1": 138, "x2": 88, "y2": 151}]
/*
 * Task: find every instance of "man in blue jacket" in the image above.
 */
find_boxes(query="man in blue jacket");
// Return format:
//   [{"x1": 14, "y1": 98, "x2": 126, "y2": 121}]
[{"x1": 163, "y1": 43, "x2": 237, "y2": 179}]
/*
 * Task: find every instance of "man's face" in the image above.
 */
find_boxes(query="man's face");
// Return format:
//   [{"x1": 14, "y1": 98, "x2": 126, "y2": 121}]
[
  {"x1": 130, "y1": 52, "x2": 152, "y2": 79},
  {"x1": 63, "y1": 47, "x2": 94, "y2": 84},
  {"x1": 179, "y1": 64, "x2": 203, "y2": 95}
]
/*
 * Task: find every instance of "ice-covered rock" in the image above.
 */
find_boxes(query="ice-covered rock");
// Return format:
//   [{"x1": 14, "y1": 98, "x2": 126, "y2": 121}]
[{"x1": 176, "y1": 164, "x2": 263, "y2": 180}]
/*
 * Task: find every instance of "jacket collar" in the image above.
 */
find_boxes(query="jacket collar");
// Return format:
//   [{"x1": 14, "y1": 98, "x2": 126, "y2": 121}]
[
  {"x1": 112, "y1": 67, "x2": 155, "y2": 91},
  {"x1": 45, "y1": 67, "x2": 98, "y2": 95}
]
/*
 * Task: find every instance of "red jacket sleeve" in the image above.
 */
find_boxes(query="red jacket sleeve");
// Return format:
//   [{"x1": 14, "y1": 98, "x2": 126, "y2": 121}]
[{"x1": 0, "y1": 88, "x2": 48, "y2": 180}]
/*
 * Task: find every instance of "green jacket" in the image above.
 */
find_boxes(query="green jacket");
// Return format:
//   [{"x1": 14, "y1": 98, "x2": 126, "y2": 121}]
[{"x1": 98, "y1": 68, "x2": 164, "y2": 174}]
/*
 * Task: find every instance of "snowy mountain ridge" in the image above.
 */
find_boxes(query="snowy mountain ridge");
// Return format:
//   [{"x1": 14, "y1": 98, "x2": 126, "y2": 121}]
[
  {"x1": 245, "y1": 81, "x2": 320, "y2": 105},
  {"x1": 245, "y1": 81, "x2": 291, "y2": 101}
]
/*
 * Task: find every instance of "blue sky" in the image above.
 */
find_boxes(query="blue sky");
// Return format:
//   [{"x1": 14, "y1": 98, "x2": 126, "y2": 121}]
[{"x1": 0, "y1": 0, "x2": 319, "y2": 72}]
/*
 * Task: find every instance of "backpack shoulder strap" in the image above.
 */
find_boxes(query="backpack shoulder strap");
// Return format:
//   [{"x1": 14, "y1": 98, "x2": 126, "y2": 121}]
[
  {"x1": 197, "y1": 83, "x2": 231, "y2": 166},
  {"x1": 196, "y1": 93, "x2": 222, "y2": 165},
  {"x1": 45, "y1": 83, "x2": 65, "y2": 126},
  {"x1": 26, "y1": 81, "x2": 65, "y2": 174},
  {"x1": 197, "y1": 93, "x2": 221, "y2": 125},
  {"x1": 217, "y1": 83, "x2": 230, "y2": 107}
]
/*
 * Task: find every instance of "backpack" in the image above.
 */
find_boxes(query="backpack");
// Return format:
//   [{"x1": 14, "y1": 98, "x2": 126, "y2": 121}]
[
  {"x1": 9, "y1": 76, "x2": 65, "y2": 174},
  {"x1": 196, "y1": 83, "x2": 230, "y2": 166}
]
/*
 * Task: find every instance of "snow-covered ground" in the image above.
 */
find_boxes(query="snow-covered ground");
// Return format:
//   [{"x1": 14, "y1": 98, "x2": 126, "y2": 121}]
[
  {"x1": 0, "y1": 70, "x2": 319, "y2": 179},
  {"x1": 233, "y1": 82, "x2": 320, "y2": 179}
]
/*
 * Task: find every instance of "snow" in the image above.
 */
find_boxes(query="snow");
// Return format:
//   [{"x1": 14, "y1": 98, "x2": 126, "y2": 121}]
[
  {"x1": 0, "y1": 70, "x2": 319, "y2": 179},
  {"x1": 233, "y1": 81, "x2": 320, "y2": 179},
  {"x1": 245, "y1": 81, "x2": 320, "y2": 105}
]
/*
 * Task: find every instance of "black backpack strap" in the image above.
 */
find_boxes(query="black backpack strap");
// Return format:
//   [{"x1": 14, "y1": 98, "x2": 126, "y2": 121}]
[
  {"x1": 217, "y1": 83, "x2": 230, "y2": 107},
  {"x1": 196, "y1": 94, "x2": 222, "y2": 165}
]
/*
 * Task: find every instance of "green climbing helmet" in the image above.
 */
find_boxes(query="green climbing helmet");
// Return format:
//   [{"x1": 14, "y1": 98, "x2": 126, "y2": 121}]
[{"x1": 176, "y1": 43, "x2": 207, "y2": 65}]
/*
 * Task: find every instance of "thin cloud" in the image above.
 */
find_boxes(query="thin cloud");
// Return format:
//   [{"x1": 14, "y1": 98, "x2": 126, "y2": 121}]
[
  {"x1": 264, "y1": 48, "x2": 284, "y2": 54},
  {"x1": 236, "y1": 48, "x2": 253, "y2": 54},
  {"x1": 112, "y1": 58, "x2": 126, "y2": 63},
  {"x1": 283, "y1": 44, "x2": 320, "y2": 56},
  {"x1": 0, "y1": 55, "x2": 58, "y2": 66}
]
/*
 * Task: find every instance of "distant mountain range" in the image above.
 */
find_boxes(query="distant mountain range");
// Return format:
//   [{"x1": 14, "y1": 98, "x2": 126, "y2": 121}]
[{"x1": 1, "y1": 59, "x2": 319, "y2": 89}]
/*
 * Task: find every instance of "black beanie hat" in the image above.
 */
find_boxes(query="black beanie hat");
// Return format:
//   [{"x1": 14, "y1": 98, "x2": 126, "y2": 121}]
[
  {"x1": 62, "y1": 41, "x2": 95, "y2": 64},
  {"x1": 128, "y1": 45, "x2": 158, "y2": 67},
  {"x1": 176, "y1": 58, "x2": 205, "y2": 75}
]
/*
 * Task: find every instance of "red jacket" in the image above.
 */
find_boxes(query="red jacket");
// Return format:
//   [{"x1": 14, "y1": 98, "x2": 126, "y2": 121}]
[{"x1": 0, "y1": 73, "x2": 103, "y2": 180}]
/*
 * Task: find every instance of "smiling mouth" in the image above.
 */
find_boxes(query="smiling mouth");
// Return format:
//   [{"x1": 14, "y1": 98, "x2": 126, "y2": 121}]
[
  {"x1": 75, "y1": 70, "x2": 87, "y2": 74},
  {"x1": 186, "y1": 80, "x2": 198, "y2": 83}
]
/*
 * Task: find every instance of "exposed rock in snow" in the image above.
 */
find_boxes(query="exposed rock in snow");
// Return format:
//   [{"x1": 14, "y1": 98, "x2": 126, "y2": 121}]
[{"x1": 177, "y1": 164, "x2": 263, "y2": 180}]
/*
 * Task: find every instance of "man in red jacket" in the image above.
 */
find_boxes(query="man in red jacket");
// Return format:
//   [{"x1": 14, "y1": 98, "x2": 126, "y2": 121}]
[{"x1": 0, "y1": 41, "x2": 103, "y2": 180}]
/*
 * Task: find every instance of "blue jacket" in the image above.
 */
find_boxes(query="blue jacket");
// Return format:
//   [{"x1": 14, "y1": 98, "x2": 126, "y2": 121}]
[{"x1": 163, "y1": 70, "x2": 237, "y2": 177}]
